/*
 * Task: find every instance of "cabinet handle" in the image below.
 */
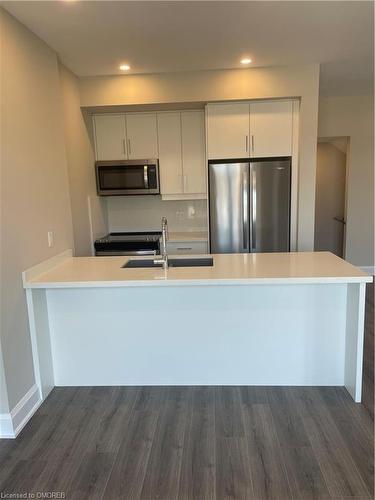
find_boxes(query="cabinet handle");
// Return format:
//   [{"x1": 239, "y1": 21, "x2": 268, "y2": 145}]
[
  {"x1": 251, "y1": 135, "x2": 255, "y2": 152},
  {"x1": 245, "y1": 135, "x2": 248, "y2": 152},
  {"x1": 177, "y1": 247, "x2": 193, "y2": 251},
  {"x1": 127, "y1": 138, "x2": 132, "y2": 156},
  {"x1": 122, "y1": 139, "x2": 127, "y2": 156}
]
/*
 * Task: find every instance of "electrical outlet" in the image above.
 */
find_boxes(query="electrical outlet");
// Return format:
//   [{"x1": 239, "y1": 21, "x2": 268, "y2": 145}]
[
  {"x1": 176, "y1": 211, "x2": 185, "y2": 220},
  {"x1": 47, "y1": 231, "x2": 54, "y2": 248},
  {"x1": 188, "y1": 206, "x2": 196, "y2": 219}
]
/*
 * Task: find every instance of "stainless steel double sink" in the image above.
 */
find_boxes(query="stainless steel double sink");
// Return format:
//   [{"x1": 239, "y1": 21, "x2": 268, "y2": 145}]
[{"x1": 123, "y1": 257, "x2": 213, "y2": 269}]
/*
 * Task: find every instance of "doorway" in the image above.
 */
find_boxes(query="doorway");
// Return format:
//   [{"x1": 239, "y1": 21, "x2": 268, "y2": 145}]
[{"x1": 314, "y1": 137, "x2": 349, "y2": 258}]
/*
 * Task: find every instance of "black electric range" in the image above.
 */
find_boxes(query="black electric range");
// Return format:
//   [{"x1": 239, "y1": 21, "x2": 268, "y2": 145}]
[{"x1": 94, "y1": 232, "x2": 162, "y2": 256}]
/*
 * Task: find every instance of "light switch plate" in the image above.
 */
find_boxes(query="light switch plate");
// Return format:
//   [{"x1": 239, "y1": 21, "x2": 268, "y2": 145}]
[{"x1": 47, "y1": 231, "x2": 54, "y2": 248}]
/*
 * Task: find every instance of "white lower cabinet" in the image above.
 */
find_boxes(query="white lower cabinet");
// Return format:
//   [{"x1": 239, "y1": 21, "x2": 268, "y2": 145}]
[{"x1": 167, "y1": 240, "x2": 208, "y2": 255}]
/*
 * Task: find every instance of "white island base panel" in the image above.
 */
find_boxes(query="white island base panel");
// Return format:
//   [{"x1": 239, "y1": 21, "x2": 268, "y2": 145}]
[{"x1": 41, "y1": 283, "x2": 362, "y2": 397}]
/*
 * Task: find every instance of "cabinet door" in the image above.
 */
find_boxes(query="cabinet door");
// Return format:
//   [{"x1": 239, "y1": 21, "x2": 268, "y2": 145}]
[
  {"x1": 249, "y1": 100, "x2": 293, "y2": 157},
  {"x1": 181, "y1": 111, "x2": 206, "y2": 194},
  {"x1": 125, "y1": 113, "x2": 158, "y2": 159},
  {"x1": 167, "y1": 241, "x2": 208, "y2": 255},
  {"x1": 93, "y1": 114, "x2": 127, "y2": 160},
  {"x1": 207, "y1": 103, "x2": 249, "y2": 159},
  {"x1": 157, "y1": 112, "x2": 183, "y2": 194}
]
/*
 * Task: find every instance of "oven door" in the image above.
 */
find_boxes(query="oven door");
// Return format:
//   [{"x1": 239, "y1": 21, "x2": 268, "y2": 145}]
[
  {"x1": 95, "y1": 250, "x2": 158, "y2": 256},
  {"x1": 96, "y1": 160, "x2": 159, "y2": 195}
]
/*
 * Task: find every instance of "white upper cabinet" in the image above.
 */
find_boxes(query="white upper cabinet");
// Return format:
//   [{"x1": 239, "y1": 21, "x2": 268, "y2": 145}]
[
  {"x1": 206, "y1": 103, "x2": 249, "y2": 159},
  {"x1": 125, "y1": 113, "x2": 158, "y2": 159},
  {"x1": 157, "y1": 112, "x2": 183, "y2": 194},
  {"x1": 93, "y1": 109, "x2": 206, "y2": 198},
  {"x1": 94, "y1": 114, "x2": 127, "y2": 161},
  {"x1": 249, "y1": 100, "x2": 293, "y2": 157},
  {"x1": 181, "y1": 111, "x2": 206, "y2": 194},
  {"x1": 206, "y1": 100, "x2": 294, "y2": 160}
]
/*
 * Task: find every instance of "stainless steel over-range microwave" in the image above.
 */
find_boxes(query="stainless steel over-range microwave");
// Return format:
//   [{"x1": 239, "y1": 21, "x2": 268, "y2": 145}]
[{"x1": 95, "y1": 159, "x2": 160, "y2": 196}]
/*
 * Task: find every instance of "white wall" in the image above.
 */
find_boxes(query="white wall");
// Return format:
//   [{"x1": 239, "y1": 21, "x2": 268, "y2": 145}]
[
  {"x1": 80, "y1": 64, "x2": 320, "y2": 251},
  {"x1": 59, "y1": 64, "x2": 107, "y2": 256},
  {"x1": 0, "y1": 9, "x2": 73, "y2": 410},
  {"x1": 59, "y1": 64, "x2": 95, "y2": 255},
  {"x1": 107, "y1": 197, "x2": 207, "y2": 233},
  {"x1": 318, "y1": 96, "x2": 374, "y2": 267}
]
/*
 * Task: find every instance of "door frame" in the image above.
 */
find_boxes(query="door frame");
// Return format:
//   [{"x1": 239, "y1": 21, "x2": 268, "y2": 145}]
[{"x1": 316, "y1": 136, "x2": 349, "y2": 258}]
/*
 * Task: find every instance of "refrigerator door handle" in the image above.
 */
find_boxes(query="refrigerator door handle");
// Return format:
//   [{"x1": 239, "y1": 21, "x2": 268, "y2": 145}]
[
  {"x1": 242, "y1": 167, "x2": 249, "y2": 251},
  {"x1": 251, "y1": 167, "x2": 257, "y2": 251}
]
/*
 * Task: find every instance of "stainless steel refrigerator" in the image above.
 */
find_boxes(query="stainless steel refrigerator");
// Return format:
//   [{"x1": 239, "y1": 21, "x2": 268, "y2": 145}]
[{"x1": 209, "y1": 159, "x2": 291, "y2": 253}]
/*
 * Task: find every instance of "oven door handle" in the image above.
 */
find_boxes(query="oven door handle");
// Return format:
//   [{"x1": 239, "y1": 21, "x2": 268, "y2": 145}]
[
  {"x1": 95, "y1": 250, "x2": 157, "y2": 256},
  {"x1": 144, "y1": 166, "x2": 149, "y2": 189}
]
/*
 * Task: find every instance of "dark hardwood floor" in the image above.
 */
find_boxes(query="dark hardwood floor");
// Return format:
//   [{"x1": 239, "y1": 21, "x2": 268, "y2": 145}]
[{"x1": 0, "y1": 281, "x2": 373, "y2": 500}]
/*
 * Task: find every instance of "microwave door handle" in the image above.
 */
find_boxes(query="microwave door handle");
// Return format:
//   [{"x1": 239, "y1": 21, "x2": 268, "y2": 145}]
[{"x1": 144, "y1": 166, "x2": 149, "y2": 189}]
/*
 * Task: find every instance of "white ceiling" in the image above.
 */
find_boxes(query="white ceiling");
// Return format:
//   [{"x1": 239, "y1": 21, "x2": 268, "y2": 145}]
[{"x1": 2, "y1": 1, "x2": 374, "y2": 96}]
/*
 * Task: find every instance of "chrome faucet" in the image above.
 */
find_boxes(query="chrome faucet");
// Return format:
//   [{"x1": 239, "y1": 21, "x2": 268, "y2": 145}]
[{"x1": 155, "y1": 217, "x2": 169, "y2": 270}]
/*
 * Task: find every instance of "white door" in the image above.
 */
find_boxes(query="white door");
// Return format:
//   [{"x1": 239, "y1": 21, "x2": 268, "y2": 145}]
[
  {"x1": 206, "y1": 103, "x2": 249, "y2": 159},
  {"x1": 157, "y1": 112, "x2": 183, "y2": 194},
  {"x1": 125, "y1": 113, "x2": 158, "y2": 159},
  {"x1": 93, "y1": 114, "x2": 127, "y2": 160},
  {"x1": 249, "y1": 100, "x2": 293, "y2": 157},
  {"x1": 181, "y1": 111, "x2": 206, "y2": 194}
]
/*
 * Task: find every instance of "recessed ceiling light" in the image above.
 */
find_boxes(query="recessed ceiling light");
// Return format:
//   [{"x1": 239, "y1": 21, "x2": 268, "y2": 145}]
[
  {"x1": 240, "y1": 58, "x2": 252, "y2": 65},
  {"x1": 119, "y1": 64, "x2": 130, "y2": 71}
]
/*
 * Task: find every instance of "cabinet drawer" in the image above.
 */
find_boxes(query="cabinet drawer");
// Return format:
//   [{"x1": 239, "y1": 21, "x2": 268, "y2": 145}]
[{"x1": 167, "y1": 241, "x2": 208, "y2": 255}]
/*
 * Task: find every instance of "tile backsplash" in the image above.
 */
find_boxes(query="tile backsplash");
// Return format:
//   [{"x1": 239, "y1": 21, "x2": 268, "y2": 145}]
[{"x1": 106, "y1": 196, "x2": 208, "y2": 233}]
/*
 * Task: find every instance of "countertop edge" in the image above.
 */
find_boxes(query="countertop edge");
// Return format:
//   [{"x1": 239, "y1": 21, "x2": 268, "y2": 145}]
[{"x1": 24, "y1": 275, "x2": 373, "y2": 289}]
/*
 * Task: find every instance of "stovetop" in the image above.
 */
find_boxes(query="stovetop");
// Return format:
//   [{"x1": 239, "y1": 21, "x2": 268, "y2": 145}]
[{"x1": 96, "y1": 232, "x2": 162, "y2": 244}]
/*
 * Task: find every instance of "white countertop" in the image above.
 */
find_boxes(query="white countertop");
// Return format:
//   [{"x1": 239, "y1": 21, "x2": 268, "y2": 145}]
[
  {"x1": 23, "y1": 251, "x2": 372, "y2": 289},
  {"x1": 167, "y1": 231, "x2": 208, "y2": 242}
]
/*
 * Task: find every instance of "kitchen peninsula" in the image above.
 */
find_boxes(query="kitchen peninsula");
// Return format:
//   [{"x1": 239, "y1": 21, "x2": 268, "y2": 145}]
[{"x1": 23, "y1": 251, "x2": 371, "y2": 404}]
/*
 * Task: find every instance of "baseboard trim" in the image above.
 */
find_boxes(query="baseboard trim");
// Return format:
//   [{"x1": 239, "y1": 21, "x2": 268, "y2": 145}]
[
  {"x1": 0, "y1": 384, "x2": 41, "y2": 439},
  {"x1": 360, "y1": 266, "x2": 375, "y2": 276}
]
